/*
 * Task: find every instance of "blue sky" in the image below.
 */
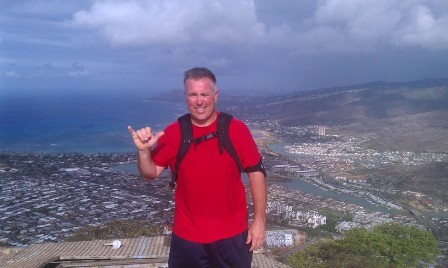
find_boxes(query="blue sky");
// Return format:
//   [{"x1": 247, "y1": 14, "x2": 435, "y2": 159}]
[{"x1": 1, "y1": 0, "x2": 448, "y2": 94}]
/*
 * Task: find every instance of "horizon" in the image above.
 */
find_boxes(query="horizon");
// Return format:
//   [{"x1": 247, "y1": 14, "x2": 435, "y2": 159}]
[{"x1": 2, "y1": 76, "x2": 447, "y2": 98}]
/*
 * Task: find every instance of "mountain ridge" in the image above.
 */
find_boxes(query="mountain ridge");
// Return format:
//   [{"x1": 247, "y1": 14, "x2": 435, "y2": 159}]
[
  {"x1": 249, "y1": 78, "x2": 448, "y2": 153},
  {"x1": 152, "y1": 77, "x2": 448, "y2": 153}
]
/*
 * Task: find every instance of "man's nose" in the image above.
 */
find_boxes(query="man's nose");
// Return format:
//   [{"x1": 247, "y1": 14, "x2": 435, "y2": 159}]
[{"x1": 195, "y1": 97, "x2": 204, "y2": 105}]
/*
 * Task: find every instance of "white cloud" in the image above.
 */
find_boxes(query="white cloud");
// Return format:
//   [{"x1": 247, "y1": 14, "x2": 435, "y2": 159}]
[
  {"x1": 69, "y1": 0, "x2": 448, "y2": 54},
  {"x1": 71, "y1": 0, "x2": 267, "y2": 47},
  {"x1": 392, "y1": 4, "x2": 448, "y2": 49},
  {"x1": 6, "y1": 71, "x2": 19, "y2": 78},
  {"x1": 298, "y1": 0, "x2": 448, "y2": 52}
]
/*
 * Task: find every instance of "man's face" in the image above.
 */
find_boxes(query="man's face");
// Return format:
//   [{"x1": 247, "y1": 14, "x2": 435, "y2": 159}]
[{"x1": 185, "y1": 78, "x2": 219, "y2": 127}]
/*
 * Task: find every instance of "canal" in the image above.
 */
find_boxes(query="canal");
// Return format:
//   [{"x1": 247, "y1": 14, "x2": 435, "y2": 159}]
[{"x1": 267, "y1": 142, "x2": 394, "y2": 213}]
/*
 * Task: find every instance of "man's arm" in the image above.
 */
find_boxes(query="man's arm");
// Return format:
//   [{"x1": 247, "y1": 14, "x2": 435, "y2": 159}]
[
  {"x1": 246, "y1": 170, "x2": 267, "y2": 251},
  {"x1": 128, "y1": 126, "x2": 165, "y2": 180},
  {"x1": 136, "y1": 149, "x2": 165, "y2": 180}
]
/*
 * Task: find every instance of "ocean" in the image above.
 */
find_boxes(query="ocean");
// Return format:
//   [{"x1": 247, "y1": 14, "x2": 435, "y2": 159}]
[{"x1": 0, "y1": 90, "x2": 186, "y2": 154}]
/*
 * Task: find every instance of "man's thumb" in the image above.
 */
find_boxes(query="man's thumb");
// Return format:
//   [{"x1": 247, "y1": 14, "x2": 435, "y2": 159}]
[
  {"x1": 153, "y1": 131, "x2": 165, "y2": 141},
  {"x1": 246, "y1": 232, "x2": 252, "y2": 244}
]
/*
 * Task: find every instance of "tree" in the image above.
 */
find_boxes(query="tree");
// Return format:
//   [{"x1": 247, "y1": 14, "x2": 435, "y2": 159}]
[{"x1": 287, "y1": 223, "x2": 440, "y2": 267}]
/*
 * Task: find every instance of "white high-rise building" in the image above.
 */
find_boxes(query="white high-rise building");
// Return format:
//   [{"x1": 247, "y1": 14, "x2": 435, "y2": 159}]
[{"x1": 318, "y1": 125, "x2": 326, "y2": 136}]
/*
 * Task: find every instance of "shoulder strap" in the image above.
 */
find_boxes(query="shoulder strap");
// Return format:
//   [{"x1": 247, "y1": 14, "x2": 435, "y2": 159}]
[
  {"x1": 218, "y1": 112, "x2": 267, "y2": 177},
  {"x1": 217, "y1": 112, "x2": 244, "y2": 172},
  {"x1": 170, "y1": 114, "x2": 192, "y2": 188}
]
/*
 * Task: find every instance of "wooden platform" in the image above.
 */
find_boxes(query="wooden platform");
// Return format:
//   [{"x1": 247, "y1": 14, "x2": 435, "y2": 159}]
[
  {"x1": 1, "y1": 236, "x2": 291, "y2": 268},
  {"x1": 1, "y1": 236, "x2": 170, "y2": 268}
]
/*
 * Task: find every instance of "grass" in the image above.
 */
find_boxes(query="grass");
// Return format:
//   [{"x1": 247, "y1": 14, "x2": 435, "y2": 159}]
[{"x1": 65, "y1": 219, "x2": 164, "y2": 242}]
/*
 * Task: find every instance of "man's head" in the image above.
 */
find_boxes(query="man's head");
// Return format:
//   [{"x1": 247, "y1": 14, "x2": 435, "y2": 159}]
[{"x1": 183, "y1": 67, "x2": 219, "y2": 127}]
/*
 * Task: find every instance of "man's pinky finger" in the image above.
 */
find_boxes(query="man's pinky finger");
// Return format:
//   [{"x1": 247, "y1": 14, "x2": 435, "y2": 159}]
[{"x1": 128, "y1": 126, "x2": 136, "y2": 134}]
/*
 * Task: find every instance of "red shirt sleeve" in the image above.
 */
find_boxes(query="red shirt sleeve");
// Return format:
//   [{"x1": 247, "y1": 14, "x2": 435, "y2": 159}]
[
  {"x1": 228, "y1": 118, "x2": 262, "y2": 169},
  {"x1": 151, "y1": 121, "x2": 180, "y2": 169}
]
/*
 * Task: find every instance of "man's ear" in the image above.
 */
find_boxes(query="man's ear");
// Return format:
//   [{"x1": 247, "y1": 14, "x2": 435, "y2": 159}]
[{"x1": 214, "y1": 90, "x2": 219, "y2": 101}]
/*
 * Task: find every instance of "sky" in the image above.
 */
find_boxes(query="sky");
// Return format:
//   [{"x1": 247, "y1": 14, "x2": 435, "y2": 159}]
[{"x1": 1, "y1": 0, "x2": 448, "y2": 95}]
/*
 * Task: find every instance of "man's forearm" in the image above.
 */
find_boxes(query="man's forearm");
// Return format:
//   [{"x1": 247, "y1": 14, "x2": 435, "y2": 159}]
[
  {"x1": 137, "y1": 149, "x2": 158, "y2": 180},
  {"x1": 249, "y1": 171, "x2": 267, "y2": 222},
  {"x1": 247, "y1": 171, "x2": 267, "y2": 250}
]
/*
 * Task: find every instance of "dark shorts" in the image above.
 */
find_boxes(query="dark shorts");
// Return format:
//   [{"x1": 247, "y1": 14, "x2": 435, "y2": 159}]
[{"x1": 168, "y1": 230, "x2": 253, "y2": 268}]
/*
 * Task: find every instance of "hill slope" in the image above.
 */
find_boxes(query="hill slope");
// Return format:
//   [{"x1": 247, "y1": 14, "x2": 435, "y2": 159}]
[{"x1": 255, "y1": 78, "x2": 448, "y2": 153}]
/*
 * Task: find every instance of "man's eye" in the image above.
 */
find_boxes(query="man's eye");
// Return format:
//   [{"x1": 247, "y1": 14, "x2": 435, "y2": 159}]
[{"x1": 187, "y1": 93, "x2": 213, "y2": 98}]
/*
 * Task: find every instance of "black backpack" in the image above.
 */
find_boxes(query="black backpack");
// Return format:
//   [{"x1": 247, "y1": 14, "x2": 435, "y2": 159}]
[{"x1": 169, "y1": 112, "x2": 264, "y2": 188}]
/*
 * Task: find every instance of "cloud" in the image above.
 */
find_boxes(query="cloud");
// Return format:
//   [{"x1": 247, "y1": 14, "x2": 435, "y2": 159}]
[
  {"x1": 392, "y1": 4, "x2": 448, "y2": 49},
  {"x1": 299, "y1": 0, "x2": 448, "y2": 52},
  {"x1": 71, "y1": 0, "x2": 266, "y2": 47},
  {"x1": 4, "y1": 1, "x2": 90, "y2": 18},
  {"x1": 69, "y1": 62, "x2": 89, "y2": 77},
  {"x1": 6, "y1": 71, "x2": 19, "y2": 78},
  {"x1": 2, "y1": 0, "x2": 447, "y2": 92},
  {"x1": 69, "y1": 0, "x2": 448, "y2": 54}
]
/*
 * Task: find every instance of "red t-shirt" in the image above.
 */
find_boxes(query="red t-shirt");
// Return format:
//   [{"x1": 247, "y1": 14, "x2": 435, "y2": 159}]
[{"x1": 151, "y1": 114, "x2": 262, "y2": 243}]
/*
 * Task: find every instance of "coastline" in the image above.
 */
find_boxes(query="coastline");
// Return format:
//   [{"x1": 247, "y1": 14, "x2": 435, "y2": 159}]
[
  {"x1": 1, "y1": 136, "x2": 445, "y2": 249},
  {"x1": 2, "y1": 124, "x2": 447, "y2": 247}
]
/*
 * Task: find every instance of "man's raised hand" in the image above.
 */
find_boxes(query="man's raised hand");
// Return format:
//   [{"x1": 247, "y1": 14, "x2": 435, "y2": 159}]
[{"x1": 128, "y1": 126, "x2": 164, "y2": 151}]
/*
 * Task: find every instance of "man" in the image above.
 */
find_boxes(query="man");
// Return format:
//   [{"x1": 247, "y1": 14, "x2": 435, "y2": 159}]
[{"x1": 128, "y1": 67, "x2": 266, "y2": 267}]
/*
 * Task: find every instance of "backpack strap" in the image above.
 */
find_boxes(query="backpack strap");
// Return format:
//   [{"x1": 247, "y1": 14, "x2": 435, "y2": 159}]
[
  {"x1": 170, "y1": 114, "x2": 192, "y2": 188},
  {"x1": 218, "y1": 112, "x2": 266, "y2": 177},
  {"x1": 217, "y1": 112, "x2": 245, "y2": 173},
  {"x1": 170, "y1": 113, "x2": 220, "y2": 187}
]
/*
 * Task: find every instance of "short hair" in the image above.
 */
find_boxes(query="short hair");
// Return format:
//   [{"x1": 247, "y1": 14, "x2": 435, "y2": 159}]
[{"x1": 183, "y1": 67, "x2": 217, "y2": 85}]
